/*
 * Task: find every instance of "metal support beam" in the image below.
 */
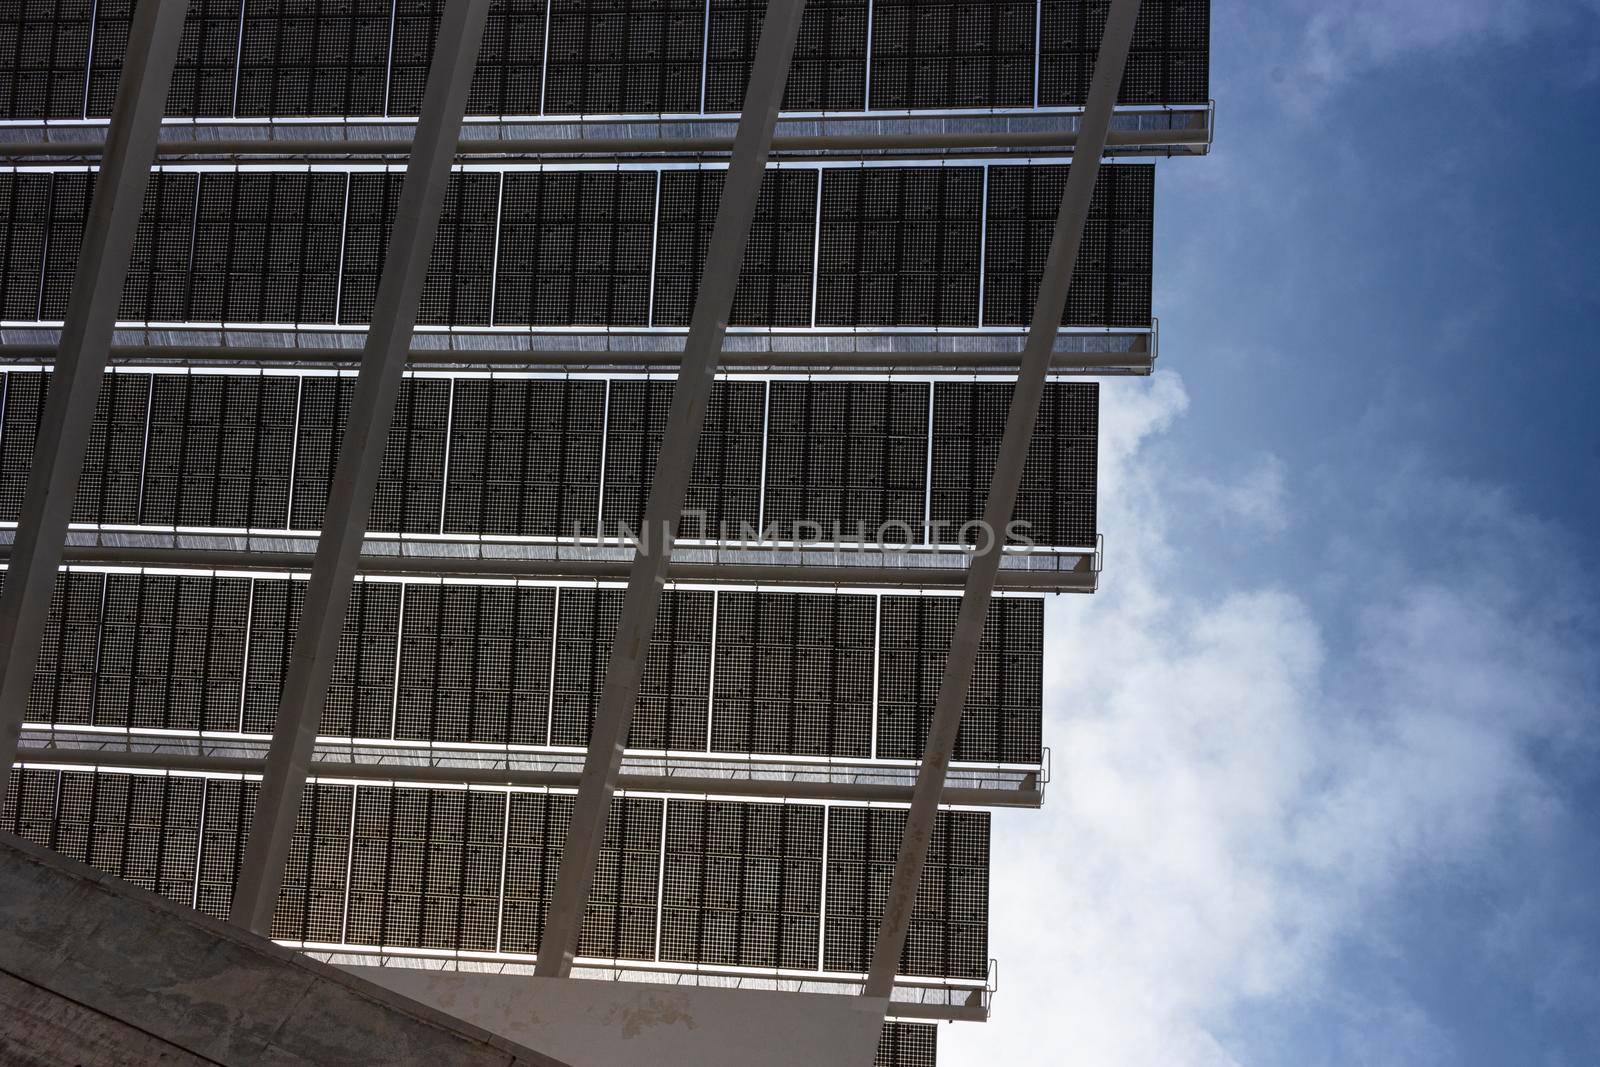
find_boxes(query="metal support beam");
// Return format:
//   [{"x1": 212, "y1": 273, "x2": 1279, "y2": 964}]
[
  {"x1": 227, "y1": 0, "x2": 491, "y2": 935},
  {"x1": 0, "y1": 0, "x2": 188, "y2": 804},
  {"x1": 534, "y1": 0, "x2": 808, "y2": 979},
  {"x1": 862, "y1": 0, "x2": 1143, "y2": 999}
]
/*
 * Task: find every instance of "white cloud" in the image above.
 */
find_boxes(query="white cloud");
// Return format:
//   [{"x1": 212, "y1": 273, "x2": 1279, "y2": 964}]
[{"x1": 941, "y1": 373, "x2": 1598, "y2": 1066}]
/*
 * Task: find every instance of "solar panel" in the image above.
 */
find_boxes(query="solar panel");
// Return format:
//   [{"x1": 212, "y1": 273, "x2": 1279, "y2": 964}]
[
  {"x1": 824, "y1": 807, "x2": 989, "y2": 979},
  {"x1": 1040, "y1": 0, "x2": 1210, "y2": 106},
  {"x1": 166, "y1": 0, "x2": 243, "y2": 118},
  {"x1": 324, "y1": 581, "x2": 402, "y2": 740},
  {"x1": 119, "y1": 172, "x2": 197, "y2": 322},
  {"x1": 876, "y1": 595, "x2": 1044, "y2": 764},
  {"x1": 544, "y1": 0, "x2": 705, "y2": 116},
  {"x1": 876, "y1": 1023, "x2": 938, "y2": 1067},
  {"x1": 660, "y1": 798, "x2": 824, "y2": 969},
  {"x1": 930, "y1": 381, "x2": 1099, "y2": 548},
  {"x1": 868, "y1": 0, "x2": 1035, "y2": 111},
  {"x1": 0, "y1": 0, "x2": 93, "y2": 120},
  {"x1": 704, "y1": 0, "x2": 869, "y2": 114},
  {"x1": 816, "y1": 166, "x2": 983, "y2": 326},
  {"x1": 232, "y1": 0, "x2": 391, "y2": 119}
]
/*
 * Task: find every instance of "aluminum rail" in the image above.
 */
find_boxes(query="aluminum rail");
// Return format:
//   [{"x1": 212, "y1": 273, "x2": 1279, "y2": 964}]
[
  {"x1": 10, "y1": 745, "x2": 1042, "y2": 809},
  {"x1": 227, "y1": 0, "x2": 492, "y2": 936},
  {"x1": 0, "y1": 340, "x2": 1155, "y2": 375},
  {"x1": 534, "y1": 1, "x2": 808, "y2": 981},
  {"x1": 0, "y1": 125, "x2": 1206, "y2": 162},
  {"x1": 0, "y1": 543, "x2": 1100, "y2": 593},
  {"x1": 0, "y1": 0, "x2": 188, "y2": 804},
  {"x1": 863, "y1": 0, "x2": 1143, "y2": 999}
]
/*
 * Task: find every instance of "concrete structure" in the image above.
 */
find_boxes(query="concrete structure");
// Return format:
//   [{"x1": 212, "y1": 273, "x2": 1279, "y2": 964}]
[
  {"x1": 0, "y1": 1, "x2": 1210, "y2": 1062},
  {"x1": 0, "y1": 830, "x2": 567, "y2": 1066}
]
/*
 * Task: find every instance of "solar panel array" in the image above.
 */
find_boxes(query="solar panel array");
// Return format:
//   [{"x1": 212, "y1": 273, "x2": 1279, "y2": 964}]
[
  {"x1": 876, "y1": 1022, "x2": 938, "y2": 1067},
  {"x1": 0, "y1": 0, "x2": 1207, "y2": 120},
  {"x1": 18, "y1": 571, "x2": 1045, "y2": 765},
  {"x1": 0, "y1": 165, "x2": 1153, "y2": 329},
  {"x1": 3, "y1": 767, "x2": 988, "y2": 978},
  {"x1": 0, "y1": 370, "x2": 1099, "y2": 548}
]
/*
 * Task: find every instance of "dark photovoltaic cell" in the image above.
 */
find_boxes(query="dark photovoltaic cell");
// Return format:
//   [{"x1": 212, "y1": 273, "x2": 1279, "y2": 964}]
[
  {"x1": 288, "y1": 373, "x2": 353, "y2": 531},
  {"x1": 824, "y1": 807, "x2": 989, "y2": 980},
  {"x1": 1040, "y1": 0, "x2": 1210, "y2": 107},
  {"x1": 876, "y1": 595, "x2": 1044, "y2": 764},
  {"x1": 817, "y1": 166, "x2": 983, "y2": 326},
  {"x1": 578, "y1": 794, "x2": 663, "y2": 962},
  {"x1": 543, "y1": 0, "x2": 704, "y2": 116},
  {"x1": 600, "y1": 379, "x2": 764, "y2": 539},
  {"x1": 386, "y1": 0, "x2": 446, "y2": 119},
  {"x1": 703, "y1": 0, "x2": 869, "y2": 114},
  {"x1": 394, "y1": 582, "x2": 557, "y2": 746},
  {"x1": 983, "y1": 163, "x2": 1153, "y2": 328},
  {"x1": 652, "y1": 168, "x2": 818, "y2": 329},
  {"x1": 119, "y1": 172, "x2": 198, "y2": 323},
  {"x1": 466, "y1": 0, "x2": 549, "y2": 116},
  {"x1": 72, "y1": 369, "x2": 149, "y2": 526},
  {"x1": 660, "y1": 798, "x2": 824, "y2": 969},
  {"x1": 38, "y1": 171, "x2": 90, "y2": 320},
  {"x1": 549, "y1": 587, "x2": 713, "y2": 751},
  {"x1": 26, "y1": 570, "x2": 103, "y2": 728},
  {"x1": 337, "y1": 172, "x2": 403, "y2": 326},
  {"x1": 232, "y1": 0, "x2": 392, "y2": 119},
  {"x1": 868, "y1": 0, "x2": 1034, "y2": 111},
  {"x1": 368, "y1": 376, "x2": 451, "y2": 535},
  {"x1": 711, "y1": 590, "x2": 875, "y2": 758},
  {"x1": 492, "y1": 170, "x2": 655, "y2": 327},
  {"x1": 0, "y1": 174, "x2": 54, "y2": 320},
  {"x1": 443, "y1": 377, "x2": 605, "y2": 539},
  {"x1": 82, "y1": 0, "x2": 133, "y2": 117},
  {"x1": 323, "y1": 580, "x2": 403, "y2": 740},
  {"x1": 243, "y1": 576, "x2": 306, "y2": 734},
  {"x1": 764, "y1": 380, "x2": 928, "y2": 543},
  {"x1": 272, "y1": 780, "x2": 354, "y2": 943},
  {"x1": 931, "y1": 381, "x2": 1098, "y2": 548},
  {"x1": 0, "y1": 0, "x2": 92, "y2": 120},
  {"x1": 166, "y1": 0, "x2": 244, "y2": 118},
  {"x1": 876, "y1": 1022, "x2": 938, "y2": 1067},
  {"x1": 419, "y1": 172, "x2": 499, "y2": 327}
]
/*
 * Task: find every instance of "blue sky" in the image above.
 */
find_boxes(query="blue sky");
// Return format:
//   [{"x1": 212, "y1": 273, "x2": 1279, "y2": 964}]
[{"x1": 947, "y1": 2, "x2": 1600, "y2": 1064}]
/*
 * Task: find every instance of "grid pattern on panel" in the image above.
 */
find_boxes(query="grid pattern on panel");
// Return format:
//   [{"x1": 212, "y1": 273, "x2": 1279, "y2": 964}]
[
  {"x1": 600, "y1": 379, "x2": 763, "y2": 539},
  {"x1": 38, "y1": 171, "x2": 89, "y2": 320},
  {"x1": 543, "y1": 0, "x2": 704, "y2": 117},
  {"x1": 651, "y1": 168, "x2": 817, "y2": 329},
  {"x1": 660, "y1": 799, "x2": 823, "y2": 969},
  {"x1": 711, "y1": 592, "x2": 874, "y2": 758},
  {"x1": 467, "y1": 0, "x2": 548, "y2": 116},
  {"x1": 1040, "y1": 0, "x2": 1209, "y2": 106},
  {"x1": 763, "y1": 381, "x2": 928, "y2": 543},
  {"x1": 272, "y1": 781, "x2": 355, "y2": 943},
  {"x1": 492, "y1": 171, "x2": 655, "y2": 326},
  {"x1": 876, "y1": 1022, "x2": 938, "y2": 1067},
  {"x1": 166, "y1": 0, "x2": 244, "y2": 118},
  {"x1": 930, "y1": 380, "x2": 1098, "y2": 548},
  {"x1": 817, "y1": 166, "x2": 982, "y2": 326},
  {"x1": 369, "y1": 376, "x2": 450, "y2": 535},
  {"x1": 703, "y1": 0, "x2": 868, "y2": 114},
  {"x1": 322, "y1": 581, "x2": 402, "y2": 740},
  {"x1": 550, "y1": 588, "x2": 712, "y2": 750},
  {"x1": 0, "y1": 0, "x2": 93, "y2": 120},
  {"x1": 499, "y1": 790, "x2": 565, "y2": 954},
  {"x1": 578, "y1": 794, "x2": 662, "y2": 962},
  {"x1": 824, "y1": 807, "x2": 989, "y2": 980},
  {"x1": 26, "y1": 571, "x2": 103, "y2": 728},
  {"x1": 289, "y1": 374, "x2": 354, "y2": 530},
  {"x1": 868, "y1": 0, "x2": 1034, "y2": 110},
  {"x1": 0, "y1": 372, "x2": 50, "y2": 521},
  {"x1": 189, "y1": 171, "x2": 346, "y2": 325},
  {"x1": 119, "y1": 172, "x2": 198, "y2": 323},
  {"x1": 982, "y1": 163, "x2": 1153, "y2": 328},
  {"x1": 442, "y1": 378, "x2": 605, "y2": 539},
  {"x1": 71, "y1": 370, "x2": 148, "y2": 526},
  {"x1": 876, "y1": 595, "x2": 1043, "y2": 764},
  {"x1": 0, "y1": 175, "x2": 53, "y2": 320},
  {"x1": 396, "y1": 583, "x2": 558, "y2": 746},
  {"x1": 338, "y1": 172, "x2": 403, "y2": 326},
  {"x1": 233, "y1": 0, "x2": 392, "y2": 118},
  {"x1": 82, "y1": 0, "x2": 132, "y2": 117},
  {"x1": 419, "y1": 173, "x2": 499, "y2": 327},
  {"x1": 243, "y1": 576, "x2": 306, "y2": 734},
  {"x1": 385, "y1": 0, "x2": 445, "y2": 119}
]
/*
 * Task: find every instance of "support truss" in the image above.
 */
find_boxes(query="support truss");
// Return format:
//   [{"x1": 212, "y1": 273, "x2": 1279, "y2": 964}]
[
  {"x1": 227, "y1": 0, "x2": 492, "y2": 935},
  {"x1": 862, "y1": 0, "x2": 1145, "y2": 998},
  {"x1": 0, "y1": 0, "x2": 188, "y2": 803},
  {"x1": 533, "y1": 0, "x2": 811, "y2": 979}
]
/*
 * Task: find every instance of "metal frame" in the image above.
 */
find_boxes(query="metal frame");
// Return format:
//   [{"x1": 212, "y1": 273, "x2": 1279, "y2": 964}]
[
  {"x1": 533, "y1": 0, "x2": 810, "y2": 980},
  {"x1": 863, "y1": 0, "x2": 1144, "y2": 999},
  {"x1": 0, "y1": 0, "x2": 188, "y2": 804},
  {"x1": 227, "y1": 0, "x2": 492, "y2": 935}
]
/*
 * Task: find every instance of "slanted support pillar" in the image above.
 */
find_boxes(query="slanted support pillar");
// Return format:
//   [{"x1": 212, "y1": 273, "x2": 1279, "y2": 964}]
[
  {"x1": 227, "y1": 0, "x2": 491, "y2": 934},
  {"x1": 533, "y1": 0, "x2": 809, "y2": 979},
  {"x1": 862, "y1": 0, "x2": 1144, "y2": 998},
  {"x1": 0, "y1": 0, "x2": 188, "y2": 802}
]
